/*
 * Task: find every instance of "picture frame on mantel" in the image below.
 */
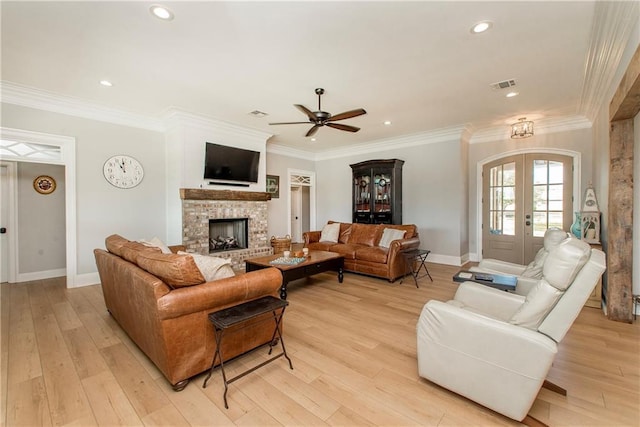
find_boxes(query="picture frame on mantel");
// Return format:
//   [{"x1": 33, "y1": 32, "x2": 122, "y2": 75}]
[{"x1": 266, "y1": 175, "x2": 279, "y2": 198}]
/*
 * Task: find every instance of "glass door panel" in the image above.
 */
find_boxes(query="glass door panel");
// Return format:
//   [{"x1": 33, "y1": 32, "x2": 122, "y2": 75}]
[{"x1": 354, "y1": 173, "x2": 370, "y2": 213}]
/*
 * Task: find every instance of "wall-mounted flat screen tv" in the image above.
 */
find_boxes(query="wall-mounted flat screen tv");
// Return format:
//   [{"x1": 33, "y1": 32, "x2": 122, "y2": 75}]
[{"x1": 204, "y1": 142, "x2": 260, "y2": 183}]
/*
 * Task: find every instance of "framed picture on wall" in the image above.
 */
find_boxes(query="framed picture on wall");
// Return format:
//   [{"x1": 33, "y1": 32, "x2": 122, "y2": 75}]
[{"x1": 266, "y1": 175, "x2": 279, "y2": 198}]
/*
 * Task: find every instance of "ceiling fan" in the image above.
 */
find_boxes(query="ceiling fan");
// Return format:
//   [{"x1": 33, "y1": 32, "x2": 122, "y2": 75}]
[{"x1": 269, "y1": 88, "x2": 367, "y2": 137}]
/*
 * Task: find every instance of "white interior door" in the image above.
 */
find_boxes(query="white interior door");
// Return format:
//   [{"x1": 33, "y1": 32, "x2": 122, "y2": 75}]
[
  {"x1": 290, "y1": 185, "x2": 302, "y2": 243},
  {"x1": 0, "y1": 164, "x2": 9, "y2": 282}
]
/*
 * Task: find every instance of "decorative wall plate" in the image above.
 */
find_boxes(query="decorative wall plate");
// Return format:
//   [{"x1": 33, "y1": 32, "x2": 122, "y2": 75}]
[{"x1": 33, "y1": 175, "x2": 56, "y2": 194}]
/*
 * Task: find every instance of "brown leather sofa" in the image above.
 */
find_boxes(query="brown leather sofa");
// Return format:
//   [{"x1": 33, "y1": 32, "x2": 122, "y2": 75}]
[
  {"x1": 94, "y1": 234, "x2": 282, "y2": 391},
  {"x1": 303, "y1": 222, "x2": 420, "y2": 281}
]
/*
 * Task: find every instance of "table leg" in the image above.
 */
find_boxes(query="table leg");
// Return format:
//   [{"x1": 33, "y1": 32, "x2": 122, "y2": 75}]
[
  {"x1": 280, "y1": 280, "x2": 288, "y2": 300},
  {"x1": 338, "y1": 267, "x2": 344, "y2": 283}
]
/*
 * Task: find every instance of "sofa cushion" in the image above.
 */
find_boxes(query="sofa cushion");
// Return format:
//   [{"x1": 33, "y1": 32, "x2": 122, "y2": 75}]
[
  {"x1": 378, "y1": 228, "x2": 406, "y2": 248},
  {"x1": 320, "y1": 222, "x2": 340, "y2": 243},
  {"x1": 121, "y1": 241, "x2": 161, "y2": 264},
  {"x1": 105, "y1": 234, "x2": 129, "y2": 257},
  {"x1": 308, "y1": 242, "x2": 336, "y2": 252},
  {"x1": 348, "y1": 223, "x2": 380, "y2": 247},
  {"x1": 136, "y1": 252, "x2": 205, "y2": 288},
  {"x1": 543, "y1": 238, "x2": 590, "y2": 290},
  {"x1": 327, "y1": 243, "x2": 359, "y2": 260},
  {"x1": 509, "y1": 279, "x2": 563, "y2": 330},
  {"x1": 179, "y1": 252, "x2": 235, "y2": 281},
  {"x1": 355, "y1": 246, "x2": 388, "y2": 263},
  {"x1": 338, "y1": 222, "x2": 353, "y2": 243}
]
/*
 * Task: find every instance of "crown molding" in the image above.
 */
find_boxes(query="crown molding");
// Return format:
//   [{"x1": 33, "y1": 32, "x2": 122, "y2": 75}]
[
  {"x1": 161, "y1": 107, "x2": 272, "y2": 142},
  {"x1": 1, "y1": 81, "x2": 165, "y2": 132},
  {"x1": 469, "y1": 115, "x2": 592, "y2": 144},
  {"x1": 313, "y1": 125, "x2": 467, "y2": 161},
  {"x1": 578, "y1": 1, "x2": 640, "y2": 121},
  {"x1": 266, "y1": 143, "x2": 318, "y2": 160}
]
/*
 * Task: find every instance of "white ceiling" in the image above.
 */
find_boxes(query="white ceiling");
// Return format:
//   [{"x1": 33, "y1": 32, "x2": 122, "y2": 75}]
[{"x1": 0, "y1": 1, "x2": 627, "y2": 152}]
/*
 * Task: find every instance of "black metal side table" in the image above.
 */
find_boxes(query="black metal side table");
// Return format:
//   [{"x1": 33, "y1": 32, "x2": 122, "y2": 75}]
[
  {"x1": 400, "y1": 249, "x2": 433, "y2": 287},
  {"x1": 202, "y1": 296, "x2": 293, "y2": 408}
]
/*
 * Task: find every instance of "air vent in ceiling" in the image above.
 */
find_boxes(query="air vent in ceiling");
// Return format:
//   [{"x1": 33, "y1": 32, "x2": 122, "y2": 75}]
[{"x1": 490, "y1": 79, "x2": 517, "y2": 90}]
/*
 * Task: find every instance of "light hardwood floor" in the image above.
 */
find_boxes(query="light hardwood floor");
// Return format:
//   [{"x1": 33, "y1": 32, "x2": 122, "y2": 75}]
[{"x1": 1, "y1": 263, "x2": 639, "y2": 426}]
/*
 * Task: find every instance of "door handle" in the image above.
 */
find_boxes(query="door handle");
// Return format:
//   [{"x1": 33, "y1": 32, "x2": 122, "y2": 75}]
[
  {"x1": 0, "y1": 227, "x2": 6, "y2": 234},
  {"x1": 525, "y1": 214, "x2": 531, "y2": 219},
  {"x1": 525, "y1": 221, "x2": 531, "y2": 226}
]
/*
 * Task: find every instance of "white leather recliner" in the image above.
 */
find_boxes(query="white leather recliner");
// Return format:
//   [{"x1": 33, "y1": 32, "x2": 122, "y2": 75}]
[
  {"x1": 470, "y1": 228, "x2": 570, "y2": 295},
  {"x1": 417, "y1": 237, "x2": 605, "y2": 422}
]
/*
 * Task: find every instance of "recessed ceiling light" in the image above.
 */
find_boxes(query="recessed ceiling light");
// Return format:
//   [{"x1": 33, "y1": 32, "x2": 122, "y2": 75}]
[
  {"x1": 383, "y1": 121, "x2": 392, "y2": 125},
  {"x1": 506, "y1": 91, "x2": 519, "y2": 98},
  {"x1": 471, "y1": 21, "x2": 492, "y2": 34},
  {"x1": 99, "y1": 80, "x2": 113, "y2": 87},
  {"x1": 150, "y1": 5, "x2": 174, "y2": 21},
  {"x1": 310, "y1": 138, "x2": 316, "y2": 142}
]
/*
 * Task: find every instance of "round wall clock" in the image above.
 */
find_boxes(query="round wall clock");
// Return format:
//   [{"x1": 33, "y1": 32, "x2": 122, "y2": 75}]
[
  {"x1": 103, "y1": 155, "x2": 144, "y2": 189},
  {"x1": 33, "y1": 175, "x2": 56, "y2": 194}
]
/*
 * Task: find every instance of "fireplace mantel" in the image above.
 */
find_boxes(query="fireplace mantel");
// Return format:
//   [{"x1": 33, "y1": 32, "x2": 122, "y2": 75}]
[{"x1": 180, "y1": 188, "x2": 271, "y2": 201}]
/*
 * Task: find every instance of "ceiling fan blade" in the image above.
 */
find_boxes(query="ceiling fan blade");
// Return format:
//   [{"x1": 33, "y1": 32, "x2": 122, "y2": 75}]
[
  {"x1": 306, "y1": 124, "x2": 321, "y2": 137},
  {"x1": 326, "y1": 123, "x2": 360, "y2": 133},
  {"x1": 295, "y1": 104, "x2": 317, "y2": 121},
  {"x1": 327, "y1": 108, "x2": 367, "y2": 122},
  {"x1": 269, "y1": 121, "x2": 311, "y2": 125}
]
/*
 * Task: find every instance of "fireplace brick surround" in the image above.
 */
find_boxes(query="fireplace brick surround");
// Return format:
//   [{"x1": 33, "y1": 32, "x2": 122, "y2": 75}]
[{"x1": 180, "y1": 189, "x2": 273, "y2": 270}]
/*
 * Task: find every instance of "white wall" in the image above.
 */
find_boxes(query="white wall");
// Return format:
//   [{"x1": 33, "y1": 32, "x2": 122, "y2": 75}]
[
  {"x1": 1, "y1": 103, "x2": 167, "y2": 276},
  {"x1": 17, "y1": 162, "x2": 66, "y2": 276},
  {"x1": 265, "y1": 152, "x2": 315, "y2": 239},
  {"x1": 314, "y1": 138, "x2": 467, "y2": 264},
  {"x1": 468, "y1": 127, "x2": 594, "y2": 259}
]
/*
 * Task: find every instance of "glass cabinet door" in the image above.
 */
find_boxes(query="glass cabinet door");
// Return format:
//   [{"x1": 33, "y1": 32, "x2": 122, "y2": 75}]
[
  {"x1": 373, "y1": 172, "x2": 392, "y2": 213},
  {"x1": 354, "y1": 173, "x2": 370, "y2": 213}
]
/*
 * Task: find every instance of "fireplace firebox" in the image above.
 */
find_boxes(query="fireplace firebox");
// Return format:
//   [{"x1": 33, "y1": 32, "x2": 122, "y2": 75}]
[{"x1": 209, "y1": 218, "x2": 248, "y2": 253}]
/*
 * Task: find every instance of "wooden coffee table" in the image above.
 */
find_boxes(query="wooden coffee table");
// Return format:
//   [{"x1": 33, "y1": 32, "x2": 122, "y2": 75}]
[{"x1": 245, "y1": 251, "x2": 344, "y2": 299}]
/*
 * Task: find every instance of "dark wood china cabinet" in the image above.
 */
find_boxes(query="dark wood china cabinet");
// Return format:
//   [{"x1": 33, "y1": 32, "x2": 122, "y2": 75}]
[{"x1": 350, "y1": 159, "x2": 404, "y2": 224}]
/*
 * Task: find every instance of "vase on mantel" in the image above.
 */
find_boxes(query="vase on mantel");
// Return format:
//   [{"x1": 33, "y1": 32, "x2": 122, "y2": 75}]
[{"x1": 570, "y1": 212, "x2": 581, "y2": 238}]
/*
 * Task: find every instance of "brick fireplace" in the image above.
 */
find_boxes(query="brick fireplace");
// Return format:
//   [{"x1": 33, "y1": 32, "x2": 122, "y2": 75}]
[{"x1": 180, "y1": 189, "x2": 273, "y2": 270}]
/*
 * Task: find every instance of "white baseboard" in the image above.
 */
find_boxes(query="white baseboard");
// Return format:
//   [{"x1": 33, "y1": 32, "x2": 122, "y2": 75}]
[
  {"x1": 426, "y1": 253, "x2": 466, "y2": 266},
  {"x1": 70, "y1": 272, "x2": 101, "y2": 288},
  {"x1": 17, "y1": 268, "x2": 66, "y2": 283}
]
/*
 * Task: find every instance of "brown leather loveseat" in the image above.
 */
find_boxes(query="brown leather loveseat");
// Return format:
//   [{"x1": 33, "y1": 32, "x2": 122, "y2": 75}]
[
  {"x1": 94, "y1": 234, "x2": 282, "y2": 391},
  {"x1": 303, "y1": 222, "x2": 420, "y2": 281}
]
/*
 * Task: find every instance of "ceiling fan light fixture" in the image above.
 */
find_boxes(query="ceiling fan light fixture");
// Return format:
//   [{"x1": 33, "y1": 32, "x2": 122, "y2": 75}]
[{"x1": 511, "y1": 117, "x2": 534, "y2": 139}]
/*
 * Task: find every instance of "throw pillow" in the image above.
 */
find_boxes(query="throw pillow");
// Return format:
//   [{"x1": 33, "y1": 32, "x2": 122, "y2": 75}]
[
  {"x1": 178, "y1": 251, "x2": 235, "y2": 281},
  {"x1": 140, "y1": 237, "x2": 172, "y2": 254},
  {"x1": 378, "y1": 228, "x2": 406, "y2": 248},
  {"x1": 320, "y1": 222, "x2": 340, "y2": 243}
]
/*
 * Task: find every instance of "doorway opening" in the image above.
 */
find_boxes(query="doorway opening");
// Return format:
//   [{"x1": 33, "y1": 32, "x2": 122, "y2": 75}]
[
  {"x1": 0, "y1": 127, "x2": 77, "y2": 286},
  {"x1": 287, "y1": 169, "x2": 315, "y2": 243}
]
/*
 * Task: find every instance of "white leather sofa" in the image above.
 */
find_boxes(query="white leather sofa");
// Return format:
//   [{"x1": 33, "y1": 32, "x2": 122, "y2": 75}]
[
  {"x1": 417, "y1": 237, "x2": 605, "y2": 422},
  {"x1": 470, "y1": 228, "x2": 569, "y2": 295}
]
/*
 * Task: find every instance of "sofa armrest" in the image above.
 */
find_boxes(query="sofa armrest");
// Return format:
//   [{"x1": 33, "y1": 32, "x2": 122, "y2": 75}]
[
  {"x1": 388, "y1": 236, "x2": 421, "y2": 254},
  {"x1": 156, "y1": 267, "x2": 282, "y2": 320},
  {"x1": 454, "y1": 281, "x2": 525, "y2": 321},
  {"x1": 476, "y1": 259, "x2": 527, "y2": 276},
  {"x1": 303, "y1": 231, "x2": 321, "y2": 245}
]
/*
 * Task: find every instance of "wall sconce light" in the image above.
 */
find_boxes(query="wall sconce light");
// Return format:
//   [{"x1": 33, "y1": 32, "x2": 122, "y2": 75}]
[{"x1": 510, "y1": 117, "x2": 534, "y2": 139}]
